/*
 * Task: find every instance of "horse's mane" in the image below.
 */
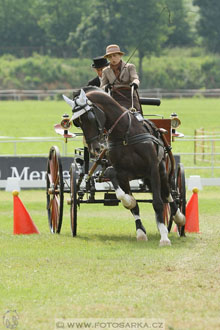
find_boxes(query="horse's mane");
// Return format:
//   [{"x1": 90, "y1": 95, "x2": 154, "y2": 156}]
[
  {"x1": 72, "y1": 86, "x2": 125, "y2": 112},
  {"x1": 72, "y1": 86, "x2": 105, "y2": 99}
]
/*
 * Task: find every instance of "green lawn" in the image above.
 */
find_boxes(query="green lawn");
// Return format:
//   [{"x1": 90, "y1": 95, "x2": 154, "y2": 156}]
[
  {"x1": 1, "y1": 98, "x2": 220, "y2": 176},
  {"x1": 1, "y1": 98, "x2": 220, "y2": 138},
  {"x1": 1, "y1": 187, "x2": 220, "y2": 329},
  {"x1": 1, "y1": 98, "x2": 220, "y2": 328}
]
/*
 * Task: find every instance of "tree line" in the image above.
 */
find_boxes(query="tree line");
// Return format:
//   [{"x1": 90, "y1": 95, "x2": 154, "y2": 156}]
[
  {"x1": 1, "y1": 53, "x2": 220, "y2": 90},
  {"x1": 1, "y1": 0, "x2": 219, "y2": 55},
  {"x1": 0, "y1": 0, "x2": 220, "y2": 80}
]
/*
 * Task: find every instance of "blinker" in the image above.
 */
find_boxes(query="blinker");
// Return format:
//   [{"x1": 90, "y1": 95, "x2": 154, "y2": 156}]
[{"x1": 87, "y1": 110, "x2": 96, "y2": 122}]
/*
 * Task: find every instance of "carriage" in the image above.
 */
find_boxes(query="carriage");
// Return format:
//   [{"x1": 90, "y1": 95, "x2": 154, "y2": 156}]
[{"x1": 46, "y1": 88, "x2": 186, "y2": 245}]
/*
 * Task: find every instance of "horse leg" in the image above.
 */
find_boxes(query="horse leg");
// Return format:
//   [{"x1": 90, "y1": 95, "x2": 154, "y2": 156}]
[
  {"x1": 104, "y1": 166, "x2": 147, "y2": 241},
  {"x1": 159, "y1": 161, "x2": 185, "y2": 226},
  {"x1": 151, "y1": 164, "x2": 171, "y2": 246},
  {"x1": 104, "y1": 166, "x2": 136, "y2": 209},
  {"x1": 131, "y1": 203, "x2": 148, "y2": 241}
]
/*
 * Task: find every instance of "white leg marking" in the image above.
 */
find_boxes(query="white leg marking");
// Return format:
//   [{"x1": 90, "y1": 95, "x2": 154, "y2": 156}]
[
  {"x1": 136, "y1": 229, "x2": 148, "y2": 241},
  {"x1": 133, "y1": 214, "x2": 140, "y2": 220},
  {"x1": 132, "y1": 215, "x2": 148, "y2": 241},
  {"x1": 173, "y1": 208, "x2": 186, "y2": 226},
  {"x1": 167, "y1": 194, "x2": 173, "y2": 202},
  {"x1": 157, "y1": 222, "x2": 171, "y2": 246},
  {"x1": 115, "y1": 187, "x2": 125, "y2": 200},
  {"x1": 115, "y1": 187, "x2": 136, "y2": 209},
  {"x1": 132, "y1": 214, "x2": 148, "y2": 242}
]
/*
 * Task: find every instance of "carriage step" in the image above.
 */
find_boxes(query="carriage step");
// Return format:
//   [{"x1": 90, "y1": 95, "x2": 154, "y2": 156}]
[{"x1": 104, "y1": 193, "x2": 119, "y2": 206}]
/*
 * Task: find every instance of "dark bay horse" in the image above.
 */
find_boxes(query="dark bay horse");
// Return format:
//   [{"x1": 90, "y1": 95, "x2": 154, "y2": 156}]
[{"x1": 63, "y1": 88, "x2": 185, "y2": 246}]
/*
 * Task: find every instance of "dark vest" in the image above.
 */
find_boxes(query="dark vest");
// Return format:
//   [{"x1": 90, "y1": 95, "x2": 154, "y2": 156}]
[{"x1": 87, "y1": 76, "x2": 100, "y2": 87}]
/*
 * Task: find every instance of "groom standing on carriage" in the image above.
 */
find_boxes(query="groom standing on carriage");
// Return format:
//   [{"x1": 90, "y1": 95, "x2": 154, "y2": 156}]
[
  {"x1": 87, "y1": 56, "x2": 109, "y2": 87},
  {"x1": 101, "y1": 44, "x2": 142, "y2": 113}
]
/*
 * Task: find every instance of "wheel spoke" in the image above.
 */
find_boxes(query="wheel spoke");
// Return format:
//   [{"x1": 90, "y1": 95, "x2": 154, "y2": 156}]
[
  {"x1": 54, "y1": 194, "x2": 60, "y2": 208},
  {"x1": 46, "y1": 146, "x2": 64, "y2": 234},
  {"x1": 51, "y1": 198, "x2": 58, "y2": 231},
  {"x1": 163, "y1": 203, "x2": 170, "y2": 226},
  {"x1": 50, "y1": 154, "x2": 58, "y2": 183},
  {"x1": 175, "y1": 163, "x2": 186, "y2": 237},
  {"x1": 47, "y1": 172, "x2": 53, "y2": 185}
]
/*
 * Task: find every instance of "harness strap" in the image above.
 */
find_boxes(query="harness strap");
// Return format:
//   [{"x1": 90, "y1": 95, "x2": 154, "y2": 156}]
[
  {"x1": 107, "y1": 109, "x2": 130, "y2": 135},
  {"x1": 86, "y1": 134, "x2": 100, "y2": 144},
  {"x1": 112, "y1": 87, "x2": 131, "y2": 102},
  {"x1": 124, "y1": 111, "x2": 132, "y2": 144},
  {"x1": 108, "y1": 133, "x2": 164, "y2": 149},
  {"x1": 92, "y1": 105, "x2": 105, "y2": 134}
]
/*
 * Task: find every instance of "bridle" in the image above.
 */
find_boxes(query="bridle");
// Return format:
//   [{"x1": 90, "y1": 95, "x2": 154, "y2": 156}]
[
  {"x1": 71, "y1": 95, "x2": 105, "y2": 145},
  {"x1": 75, "y1": 106, "x2": 105, "y2": 144},
  {"x1": 64, "y1": 91, "x2": 164, "y2": 153},
  {"x1": 72, "y1": 94, "x2": 132, "y2": 145}
]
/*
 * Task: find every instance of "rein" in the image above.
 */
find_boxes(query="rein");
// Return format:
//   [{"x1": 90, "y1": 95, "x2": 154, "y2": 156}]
[
  {"x1": 107, "y1": 109, "x2": 130, "y2": 135},
  {"x1": 112, "y1": 87, "x2": 131, "y2": 102}
]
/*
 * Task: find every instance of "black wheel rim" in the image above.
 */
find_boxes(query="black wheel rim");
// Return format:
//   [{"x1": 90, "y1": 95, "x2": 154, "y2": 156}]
[
  {"x1": 164, "y1": 155, "x2": 174, "y2": 232},
  {"x1": 176, "y1": 163, "x2": 186, "y2": 236},
  {"x1": 70, "y1": 163, "x2": 77, "y2": 236}
]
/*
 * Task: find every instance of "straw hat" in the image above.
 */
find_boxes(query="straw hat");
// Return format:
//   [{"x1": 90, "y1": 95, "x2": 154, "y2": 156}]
[{"x1": 104, "y1": 44, "x2": 124, "y2": 58}]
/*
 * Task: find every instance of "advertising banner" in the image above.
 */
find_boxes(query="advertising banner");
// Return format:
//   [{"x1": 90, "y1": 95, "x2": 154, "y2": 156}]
[
  {"x1": 0, "y1": 156, "x2": 73, "y2": 189},
  {"x1": 0, "y1": 155, "x2": 181, "y2": 189}
]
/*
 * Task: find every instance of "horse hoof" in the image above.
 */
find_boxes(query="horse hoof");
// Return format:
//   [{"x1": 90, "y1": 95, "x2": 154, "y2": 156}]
[
  {"x1": 159, "y1": 239, "x2": 171, "y2": 247},
  {"x1": 136, "y1": 229, "x2": 148, "y2": 241},
  {"x1": 173, "y1": 209, "x2": 186, "y2": 226}
]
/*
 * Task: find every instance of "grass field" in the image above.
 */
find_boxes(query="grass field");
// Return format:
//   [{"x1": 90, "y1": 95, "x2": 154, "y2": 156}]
[
  {"x1": 1, "y1": 98, "x2": 220, "y2": 329},
  {"x1": 1, "y1": 98, "x2": 220, "y2": 138},
  {"x1": 1, "y1": 98, "x2": 220, "y2": 177},
  {"x1": 1, "y1": 187, "x2": 220, "y2": 330}
]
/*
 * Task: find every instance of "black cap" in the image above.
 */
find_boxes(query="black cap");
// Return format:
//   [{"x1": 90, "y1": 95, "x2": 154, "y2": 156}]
[{"x1": 91, "y1": 56, "x2": 109, "y2": 69}]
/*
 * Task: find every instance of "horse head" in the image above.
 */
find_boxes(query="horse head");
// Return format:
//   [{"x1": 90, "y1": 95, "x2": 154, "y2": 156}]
[{"x1": 63, "y1": 89, "x2": 106, "y2": 156}]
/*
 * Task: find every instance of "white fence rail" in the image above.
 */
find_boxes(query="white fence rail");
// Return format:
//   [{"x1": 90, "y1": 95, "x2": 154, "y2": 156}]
[
  {"x1": 1, "y1": 88, "x2": 220, "y2": 100},
  {"x1": 1, "y1": 136, "x2": 220, "y2": 177},
  {"x1": 0, "y1": 89, "x2": 73, "y2": 100},
  {"x1": 1, "y1": 137, "x2": 220, "y2": 188},
  {"x1": 0, "y1": 138, "x2": 69, "y2": 156}
]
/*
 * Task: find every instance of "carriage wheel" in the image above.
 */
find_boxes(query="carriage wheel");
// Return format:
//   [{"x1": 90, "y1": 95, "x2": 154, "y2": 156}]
[
  {"x1": 176, "y1": 163, "x2": 186, "y2": 237},
  {"x1": 163, "y1": 155, "x2": 175, "y2": 232},
  {"x1": 46, "y1": 146, "x2": 64, "y2": 233},
  {"x1": 70, "y1": 163, "x2": 78, "y2": 236},
  {"x1": 163, "y1": 203, "x2": 171, "y2": 229}
]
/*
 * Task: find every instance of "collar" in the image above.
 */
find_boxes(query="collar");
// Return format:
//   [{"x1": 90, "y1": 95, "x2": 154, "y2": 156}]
[{"x1": 110, "y1": 60, "x2": 122, "y2": 71}]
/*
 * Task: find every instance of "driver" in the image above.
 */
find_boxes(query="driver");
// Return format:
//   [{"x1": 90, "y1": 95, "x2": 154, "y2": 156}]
[{"x1": 100, "y1": 44, "x2": 142, "y2": 113}]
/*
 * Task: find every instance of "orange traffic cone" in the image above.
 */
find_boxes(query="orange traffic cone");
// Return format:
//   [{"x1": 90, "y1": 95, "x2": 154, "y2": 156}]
[
  {"x1": 13, "y1": 190, "x2": 40, "y2": 235},
  {"x1": 185, "y1": 187, "x2": 200, "y2": 233},
  {"x1": 173, "y1": 224, "x2": 177, "y2": 232}
]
